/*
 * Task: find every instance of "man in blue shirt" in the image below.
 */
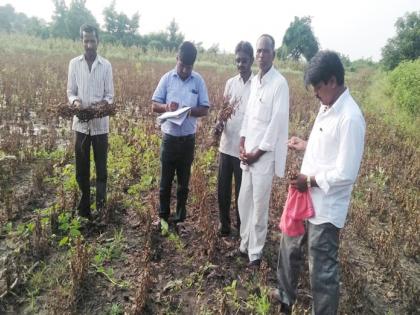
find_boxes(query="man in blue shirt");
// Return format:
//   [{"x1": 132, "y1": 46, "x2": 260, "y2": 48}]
[{"x1": 152, "y1": 41, "x2": 210, "y2": 224}]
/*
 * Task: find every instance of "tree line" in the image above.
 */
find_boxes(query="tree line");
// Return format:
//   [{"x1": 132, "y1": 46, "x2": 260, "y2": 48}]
[
  {"x1": 0, "y1": 0, "x2": 186, "y2": 52},
  {"x1": 0, "y1": 1, "x2": 418, "y2": 69}
]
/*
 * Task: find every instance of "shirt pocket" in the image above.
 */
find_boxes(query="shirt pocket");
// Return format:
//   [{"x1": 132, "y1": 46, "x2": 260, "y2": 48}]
[
  {"x1": 252, "y1": 98, "x2": 272, "y2": 123},
  {"x1": 314, "y1": 124, "x2": 338, "y2": 162},
  {"x1": 187, "y1": 91, "x2": 198, "y2": 106}
]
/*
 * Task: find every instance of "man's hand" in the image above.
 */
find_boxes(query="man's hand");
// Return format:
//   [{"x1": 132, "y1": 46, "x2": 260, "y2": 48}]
[
  {"x1": 290, "y1": 174, "x2": 308, "y2": 192},
  {"x1": 73, "y1": 100, "x2": 82, "y2": 109},
  {"x1": 213, "y1": 121, "x2": 224, "y2": 136},
  {"x1": 287, "y1": 136, "x2": 307, "y2": 151},
  {"x1": 166, "y1": 101, "x2": 179, "y2": 112},
  {"x1": 242, "y1": 149, "x2": 265, "y2": 166}
]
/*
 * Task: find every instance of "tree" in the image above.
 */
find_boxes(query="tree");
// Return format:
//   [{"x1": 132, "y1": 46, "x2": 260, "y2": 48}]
[
  {"x1": 50, "y1": 0, "x2": 98, "y2": 40},
  {"x1": 381, "y1": 11, "x2": 420, "y2": 70},
  {"x1": 166, "y1": 19, "x2": 184, "y2": 51},
  {"x1": 207, "y1": 43, "x2": 220, "y2": 54},
  {"x1": 279, "y1": 16, "x2": 319, "y2": 61},
  {"x1": 0, "y1": 4, "x2": 49, "y2": 37},
  {"x1": 66, "y1": 0, "x2": 98, "y2": 40},
  {"x1": 50, "y1": 0, "x2": 68, "y2": 38},
  {"x1": 102, "y1": 1, "x2": 141, "y2": 46}
]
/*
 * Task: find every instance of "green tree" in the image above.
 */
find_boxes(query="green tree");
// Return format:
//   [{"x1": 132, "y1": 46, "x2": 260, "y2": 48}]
[
  {"x1": 166, "y1": 19, "x2": 184, "y2": 51},
  {"x1": 50, "y1": 0, "x2": 98, "y2": 40},
  {"x1": 50, "y1": 0, "x2": 68, "y2": 38},
  {"x1": 381, "y1": 11, "x2": 420, "y2": 70},
  {"x1": 279, "y1": 16, "x2": 319, "y2": 61},
  {"x1": 66, "y1": 0, "x2": 98, "y2": 40},
  {"x1": 0, "y1": 4, "x2": 49, "y2": 37},
  {"x1": 102, "y1": 0, "x2": 140, "y2": 46},
  {"x1": 0, "y1": 4, "x2": 16, "y2": 33}
]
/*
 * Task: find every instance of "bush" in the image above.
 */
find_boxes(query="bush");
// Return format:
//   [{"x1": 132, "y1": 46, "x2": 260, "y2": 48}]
[{"x1": 388, "y1": 59, "x2": 420, "y2": 116}]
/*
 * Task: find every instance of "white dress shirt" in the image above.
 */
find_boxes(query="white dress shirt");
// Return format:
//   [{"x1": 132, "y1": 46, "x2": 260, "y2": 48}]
[
  {"x1": 67, "y1": 54, "x2": 114, "y2": 135},
  {"x1": 219, "y1": 73, "x2": 253, "y2": 158},
  {"x1": 240, "y1": 66, "x2": 289, "y2": 177},
  {"x1": 302, "y1": 89, "x2": 366, "y2": 228}
]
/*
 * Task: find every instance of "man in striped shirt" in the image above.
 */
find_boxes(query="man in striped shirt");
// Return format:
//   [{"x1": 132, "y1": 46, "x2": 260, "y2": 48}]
[{"x1": 67, "y1": 24, "x2": 114, "y2": 219}]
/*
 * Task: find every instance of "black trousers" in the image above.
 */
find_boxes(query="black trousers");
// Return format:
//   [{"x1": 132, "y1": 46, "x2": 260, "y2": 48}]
[
  {"x1": 75, "y1": 131, "x2": 108, "y2": 217},
  {"x1": 217, "y1": 152, "x2": 242, "y2": 233},
  {"x1": 159, "y1": 133, "x2": 195, "y2": 222}
]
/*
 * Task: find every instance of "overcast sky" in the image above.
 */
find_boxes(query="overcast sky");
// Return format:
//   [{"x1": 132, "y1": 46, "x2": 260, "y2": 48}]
[{"x1": 1, "y1": 0, "x2": 419, "y2": 61}]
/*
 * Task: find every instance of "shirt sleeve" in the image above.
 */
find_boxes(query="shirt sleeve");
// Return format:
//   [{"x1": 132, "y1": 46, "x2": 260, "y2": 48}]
[
  {"x1": 315, "y1": 116, "x2": 365, "y2": 193},
  {"x1": 223, "y1": 78, "x2": 232, "y2": 99},
  {"x1": 151, "y1": 73, "x2": 168, "y2": 104},
  {"x1": 103, "y1": 62, "x2": 114, "y2": 104},
  {"x1": 239, "y1": 79, "x2": 252, "y2": 138},
  {"x1": 197, "y1": 77, "x2": 210, "y2": 107},
  {"x1": 67, "y1": 60, "x2": 79, "y2": 104},
  {"x1": 259, "y1": 79, "x2": 289, "y2": 152}
]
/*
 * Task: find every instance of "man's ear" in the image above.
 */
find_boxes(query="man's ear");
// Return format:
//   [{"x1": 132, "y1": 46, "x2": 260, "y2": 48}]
[{"x1": 329, "y1": 76, "x2": 337, "y2": 88}]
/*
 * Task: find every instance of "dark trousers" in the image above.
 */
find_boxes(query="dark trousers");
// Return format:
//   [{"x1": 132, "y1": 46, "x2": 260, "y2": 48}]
[
  {"x1": 276, "y1": 222, "x2": 340, "y2": 315},
  {"x1": 217, "y1": 152, "x2": 242, "y2": 232},
  {"x1": 75, "y1": 131, "x2": 108, "y2": 217},
  {"x1": 159, "y1": 133, "x2": 195, "y2": 222}
]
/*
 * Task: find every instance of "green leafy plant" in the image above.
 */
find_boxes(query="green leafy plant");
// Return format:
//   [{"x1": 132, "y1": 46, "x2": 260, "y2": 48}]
[{"x1": 57, "y1": 212, "x2": 82, "y2": 247}]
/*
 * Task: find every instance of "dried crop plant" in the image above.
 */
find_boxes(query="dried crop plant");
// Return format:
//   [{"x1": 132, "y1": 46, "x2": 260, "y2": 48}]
[
  {"x1": 31, "y1": 215, "x2": 50, "y2": 259},
  {"x1": 69, "y1": 238, "x2": 91, "y2": 307}
]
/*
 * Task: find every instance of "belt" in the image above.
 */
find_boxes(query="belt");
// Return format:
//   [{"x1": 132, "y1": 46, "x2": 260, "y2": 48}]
[{"x1": 163, "y1": 133, "x2": 195, "y2": 141}]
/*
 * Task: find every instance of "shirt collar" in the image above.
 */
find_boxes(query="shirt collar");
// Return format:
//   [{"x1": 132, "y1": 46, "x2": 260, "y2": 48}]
[
  {"x1": 237, "y1": 72, "x2": 254, "y2": 85},
  {"x1": 78, "y1": 54, "x2": 103, "y2": 64},
  {"x1": 236, "y1": 72, "x2": 255, "y2": 85},
  {"x1": 172, "y1": 68, "x2": 194, "y2": 80},
  {"x1": 329, "y1": 88, "x2": 349, "y2": 113},
  {"x1": 258, "y1": 66, "x2": 275, "y2": 85}
]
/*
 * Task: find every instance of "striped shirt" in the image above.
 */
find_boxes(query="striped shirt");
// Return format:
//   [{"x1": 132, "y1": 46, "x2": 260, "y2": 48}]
[{"x1": 67, "y1": 54, "x2": 114, "y2": 135}]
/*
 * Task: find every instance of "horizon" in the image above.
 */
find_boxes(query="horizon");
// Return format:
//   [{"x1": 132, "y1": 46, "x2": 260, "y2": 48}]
[{"x1": 1, "y1": 0, "x2": 419, "y2": 61}]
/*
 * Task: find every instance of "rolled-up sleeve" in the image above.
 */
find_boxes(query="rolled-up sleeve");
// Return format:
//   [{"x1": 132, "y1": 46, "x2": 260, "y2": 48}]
[
  {"x1": 315, "y1": 117, "x2": 365, "y2": 193},
  {"x1": 152, "y1": 74, "x2": 168, "y2": 104},
  {"x1": 259, "y1": 79, "x2": 289, "y2": 152},
  {"x1": 67, "y1": 60, "x2": 79, "y2": 104}
]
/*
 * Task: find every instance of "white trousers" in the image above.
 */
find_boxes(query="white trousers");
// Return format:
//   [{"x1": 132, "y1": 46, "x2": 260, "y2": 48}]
[{"x1": 238, "y1": 170, "x2": 274, "y2": 261}]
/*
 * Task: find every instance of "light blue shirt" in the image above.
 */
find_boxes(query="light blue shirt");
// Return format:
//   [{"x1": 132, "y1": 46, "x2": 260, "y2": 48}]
[{"x1": 152, "y1": 68, "x2": 210, "y2": 136}]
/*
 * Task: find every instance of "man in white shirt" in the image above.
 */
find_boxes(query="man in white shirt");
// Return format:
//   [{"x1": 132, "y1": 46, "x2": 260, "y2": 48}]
[
  {"x1": 67, "y1": 24, "x2": 114, "y2": 219},
  {"x1": 238, "y1": 34, "x2": 289, "y2": 267},
  {"x1": 274, "y1": 51, "x2": 365, "y2": 315},
  {"x1": 214, "y1": 41, "x2": 254, "y2": 237}
]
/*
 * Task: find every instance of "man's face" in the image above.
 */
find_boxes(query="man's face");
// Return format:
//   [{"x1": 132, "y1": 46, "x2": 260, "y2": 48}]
[
  {"x1": 312, "y1": 77, "x2": 337, "y2": 106},
  {"x1": 256, "y1": 37, "x2": 275, "y2": 73},
  {"x1": 176, "y1": 57, "x2": 193, "y2": 80},
  {"x1": 82, "y1": 31, "x2": 98, "y2": 58},
  {"x1": 235, "y1": 51, "x2": 253, "y2": 77}
]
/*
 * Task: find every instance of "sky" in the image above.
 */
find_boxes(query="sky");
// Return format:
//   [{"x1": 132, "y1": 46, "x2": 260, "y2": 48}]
[{"x1": 1, "y1": 0, "x2": 419, "y2": 61}]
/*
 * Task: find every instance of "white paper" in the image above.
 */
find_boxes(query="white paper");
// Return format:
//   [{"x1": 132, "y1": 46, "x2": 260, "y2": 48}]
[{"x1": 157, "y1": 106, "x2": 191, "y2": 122}]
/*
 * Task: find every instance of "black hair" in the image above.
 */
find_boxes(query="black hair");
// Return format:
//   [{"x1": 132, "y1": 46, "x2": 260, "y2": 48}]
[
  {"x1": 178, "y1": 41, "x2": 197, "y2": 66},
  {"x1": 235, "y1": 41, "x2": 254, "y2": 59},
  {"x1": 304, "y1": 50, "x2": 345, "y2": 87},
  {"x1": 258, "y1": 34, "x2": 275, "y2": 52},
  {"x1": 80, "y1": 24, "x2": 99, "y2": 40}
]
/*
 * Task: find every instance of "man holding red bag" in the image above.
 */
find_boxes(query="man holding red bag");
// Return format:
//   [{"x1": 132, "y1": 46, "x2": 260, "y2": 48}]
[{"x1": 274, "y1": 51, "x2": 366, "y2": 315}]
